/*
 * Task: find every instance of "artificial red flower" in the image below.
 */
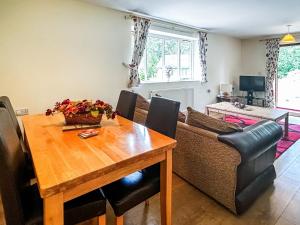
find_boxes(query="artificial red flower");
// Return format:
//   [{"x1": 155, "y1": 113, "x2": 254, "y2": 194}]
[
  {"x1": 45, "y1": 109, "x2": 53, "y2": 116},
  {"x1": 112, "y1": 112, "x2": 117, "y2": 119},
  {"x1": 61, "y1": 99, "x2": 71, "y2": 105}
]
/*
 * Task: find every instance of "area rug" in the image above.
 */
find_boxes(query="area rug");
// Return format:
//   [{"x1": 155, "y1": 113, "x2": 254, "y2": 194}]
[{"x1": 224, "y1": 115, "x2": 300, "y2": 159}]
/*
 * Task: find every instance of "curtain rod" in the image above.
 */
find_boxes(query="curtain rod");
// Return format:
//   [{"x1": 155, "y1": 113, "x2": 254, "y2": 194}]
[
  {"x1": 124, "y1": 12, "x2": 208, "y2": 32},
  {"x1": 259, "y1": 38, "x2": 280, "y2": 42},
  {"x1": 259, "y1": 33, "x2": 300, "y2": 42}
]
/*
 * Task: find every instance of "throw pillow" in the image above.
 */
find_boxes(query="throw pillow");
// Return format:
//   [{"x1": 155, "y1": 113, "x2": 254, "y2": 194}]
[
  {"x1": 186, "y1": 107, "x2": 242, "y2": 134},
  {"x1": 136, "y1": 94, "x2": 150, "y2": 111},
  {"x1": 177, "y1": 111, "x2": 186, "y2": 123}
]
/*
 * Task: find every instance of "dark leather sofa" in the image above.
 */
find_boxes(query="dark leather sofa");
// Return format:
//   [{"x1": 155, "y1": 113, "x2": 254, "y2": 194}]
[{"x1": 218, "y1": 120, "x2": 282, "y2": 214}]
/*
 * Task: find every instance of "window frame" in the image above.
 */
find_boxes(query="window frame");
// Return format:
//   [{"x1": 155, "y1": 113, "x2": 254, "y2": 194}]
[{"x1": 139, "y1": 32, "x2": 195, "y2": 83}]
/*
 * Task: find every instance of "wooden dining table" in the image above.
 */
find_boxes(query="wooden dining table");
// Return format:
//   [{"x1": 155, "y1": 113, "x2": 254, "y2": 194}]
[{"x1": 22, "y1": 113, "x2": 176, "y2": 225}]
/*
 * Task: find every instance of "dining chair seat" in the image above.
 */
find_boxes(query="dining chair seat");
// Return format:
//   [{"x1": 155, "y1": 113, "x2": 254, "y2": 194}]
[
  {"x1": 102, "y1": 171, "x2": 160, "y2": 217},
  {"x1": 22, "y1": 185, "x2": 106, "y2": 225}
]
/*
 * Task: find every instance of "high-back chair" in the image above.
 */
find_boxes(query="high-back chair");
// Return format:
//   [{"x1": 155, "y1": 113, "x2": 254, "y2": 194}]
[
  {"x1": 102, "y1": 97, "x2": 180, "y2": 225},
  {"x1": 0, "y1": 96, "x2": 35, "y2": 180},
  {"x1": 0, "y1": 108, "x2": 107, "y2": 225},
  {"x1": 143, "y1": 97, "x2": 180, "y2": 174},
  {"x1": 116, "y1": 90, "x2": 137, "y2": 120},
  {"x1": 0, "y1": 96, "x2": 22, "y2": 138},
  {"x1": 145, "y1": 96, "x2": 179, "y2": 139}
]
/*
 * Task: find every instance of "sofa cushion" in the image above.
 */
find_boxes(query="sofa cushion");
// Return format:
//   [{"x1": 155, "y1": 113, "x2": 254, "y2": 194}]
[
  {"x1": 177, "y1": 111, "x2": 186, "y2": 123},
  {"x1": 186, "y1": 107, "x2": 242, "y2": 134},
  {"x1": 136, "y1": 94, "x2": 186, "y2": 123},
  {"x1": 136, "y1": 94, "x2": 150, "y2": 111}
]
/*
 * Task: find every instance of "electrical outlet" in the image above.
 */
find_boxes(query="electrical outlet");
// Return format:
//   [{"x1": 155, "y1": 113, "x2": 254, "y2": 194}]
[{"x1": 15, "y1": 108, "x2": 29, "y2": 116}]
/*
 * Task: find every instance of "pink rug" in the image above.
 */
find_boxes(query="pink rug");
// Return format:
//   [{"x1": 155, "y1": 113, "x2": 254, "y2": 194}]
[{"x1": 224, "y1": 115, "x2": 300, "y2": 159}]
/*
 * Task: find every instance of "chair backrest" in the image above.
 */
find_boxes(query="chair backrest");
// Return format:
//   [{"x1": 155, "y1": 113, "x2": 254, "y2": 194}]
[
  {"x1": 145, "y1": 97, "x2": 180, "y2": 139},
  {"x1": 116, "y1": 90, "x2": 137, "y2": 121},
  {"x1": 0, "y1": 96, "x2": 22, "y2": 138},
  {"x1": 0, "y1": 108, "x2": 26, "y2": 225}
]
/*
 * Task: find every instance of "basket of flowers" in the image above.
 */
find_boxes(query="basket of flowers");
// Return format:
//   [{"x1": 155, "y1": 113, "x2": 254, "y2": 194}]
[{"x1": 46, "y1": 99, "x2": 116, "y2": 125}]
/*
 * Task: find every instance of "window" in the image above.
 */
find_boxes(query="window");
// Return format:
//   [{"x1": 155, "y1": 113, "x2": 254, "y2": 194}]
[{"x1": 139, "y1": 31, "x2": 195, "y2": 83}]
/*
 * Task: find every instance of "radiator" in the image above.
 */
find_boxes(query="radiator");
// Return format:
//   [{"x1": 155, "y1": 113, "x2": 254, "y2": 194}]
[{"x1": 150, "y1": 88, "x2": 194, "y2": 111}]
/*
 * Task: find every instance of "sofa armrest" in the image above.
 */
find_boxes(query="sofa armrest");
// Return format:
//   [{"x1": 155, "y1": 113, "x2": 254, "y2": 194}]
[
  {"x1": 218, "y1": 120, "x2": 283, "y2": 162},
  {"x1": 174, "y1": 122, "x2": 242, "y2": 213}
]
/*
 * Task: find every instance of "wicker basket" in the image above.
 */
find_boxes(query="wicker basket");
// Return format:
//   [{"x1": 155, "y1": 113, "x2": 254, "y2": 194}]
[{"x1": 64, "y1": 113, "x2": 103, "y2": 125}]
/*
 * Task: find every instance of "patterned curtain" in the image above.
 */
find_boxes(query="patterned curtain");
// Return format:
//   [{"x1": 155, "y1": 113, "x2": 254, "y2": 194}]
[
  {"x1": 198, "y1": 31, "x2": 208, "y2": 83},
  {"x1": 265, "y1": 38, "x2": 280, "y2": 108},
  {"x1": 128, "y1": 17, "x2": 151, "y2": 88}
]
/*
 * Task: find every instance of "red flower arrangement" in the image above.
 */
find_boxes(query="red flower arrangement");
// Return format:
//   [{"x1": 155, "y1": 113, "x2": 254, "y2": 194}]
[{"x1": 46, "y1": 99, "x2": 116, "y2": 125}]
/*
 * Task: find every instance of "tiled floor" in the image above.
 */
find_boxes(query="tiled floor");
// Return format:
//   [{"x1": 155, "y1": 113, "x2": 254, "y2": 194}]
[{"x1": 1, "y1": 119, "x2": 300, "y2": 225}]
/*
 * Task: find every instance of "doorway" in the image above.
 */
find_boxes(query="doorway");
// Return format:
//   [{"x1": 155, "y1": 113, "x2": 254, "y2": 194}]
[{"x1": 277, "y1": 43, "x2": 300, "y2": 111}]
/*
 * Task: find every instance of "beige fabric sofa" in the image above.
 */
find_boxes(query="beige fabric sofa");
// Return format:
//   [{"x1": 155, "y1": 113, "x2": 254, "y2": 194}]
[
  {"x1": 134, "y1": 107, "x2": 240, "y2": 213},
  {"x1": 133, "y1": 107, "x2": 281, "y2": 214}
]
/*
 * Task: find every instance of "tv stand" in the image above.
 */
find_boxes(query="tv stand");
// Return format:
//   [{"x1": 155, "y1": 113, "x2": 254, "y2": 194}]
[
  {"x1": 247, "y1": 91, "x2": 254, "y2": 105},
  {"x1": 216, "y1": 95, "x2": 266, "y2": 107}
]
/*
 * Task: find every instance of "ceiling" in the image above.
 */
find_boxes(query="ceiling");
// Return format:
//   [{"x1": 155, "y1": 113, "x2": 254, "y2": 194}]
[{"x1": 85, "y1": 0, "x2": 300, "y2": 39}]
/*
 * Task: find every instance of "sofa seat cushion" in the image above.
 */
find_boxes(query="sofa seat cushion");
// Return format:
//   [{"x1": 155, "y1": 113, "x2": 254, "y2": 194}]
[
  {"x1": 186, "y1": 107, "x2": 242, "y2": 134},
  {"x1": 136, "y1": 94, "x2": 186, "y2": 123}
]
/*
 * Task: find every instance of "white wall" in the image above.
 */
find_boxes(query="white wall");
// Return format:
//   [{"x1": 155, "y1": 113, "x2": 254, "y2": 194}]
[
  {"x1": 0, "y1": 0, "x2": 242, "y2": 114},
  {"x1": 240, "y1": 38, "x2": 266, "y2": 75},
  {"x1": 0, "y1": 0, "x2": 131, "y2": 114}
]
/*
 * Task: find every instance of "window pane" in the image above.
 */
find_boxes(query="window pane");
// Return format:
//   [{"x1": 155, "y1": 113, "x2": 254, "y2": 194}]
[
  {"x1": 164, "y1": 39, "x2": 179, "y2": 81},
  {"x1": 146, "y1": 36, "x2": 163, "y2": 81},
  {"x1": 180, "y1": 41, "x2": 192, "y2": 80}
]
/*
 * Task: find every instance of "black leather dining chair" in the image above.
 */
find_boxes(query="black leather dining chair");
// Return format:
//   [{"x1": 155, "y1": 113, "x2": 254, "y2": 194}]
[
  {"x1": 0, "y1": 96, "x2": 35, "y2": 180},
  {"x1": 0, "y1": 96, "x2": 22, "y2": 138},
  {"x1": 0, "y1": 108, "x2": 107, "y2": 225},
  {"x1": 102, "y1": 97, "x2": 180, "y2": 225},
  {"x1": 116, "y1": 90, "x2": 137, "y2": 120}
]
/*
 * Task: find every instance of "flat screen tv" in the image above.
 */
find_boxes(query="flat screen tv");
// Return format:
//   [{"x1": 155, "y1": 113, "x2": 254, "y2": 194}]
[{"x1": 239, "y1": 75, "x2": 265, "y2": 92}]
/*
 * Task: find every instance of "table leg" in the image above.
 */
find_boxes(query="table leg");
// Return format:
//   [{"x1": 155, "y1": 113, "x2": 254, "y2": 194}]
[
  {"x1": 206, "y1": 107, "x2": 209, "y2": 116},
  {"x1": 284, "y1": 114, "x2": 289, "y2": 138},
  {"x1": 160, "y1": 150, "x2": 172, "y2": 225},
  {"x1": 44, "y1": 193, "x2": 64, "y2": 225}
]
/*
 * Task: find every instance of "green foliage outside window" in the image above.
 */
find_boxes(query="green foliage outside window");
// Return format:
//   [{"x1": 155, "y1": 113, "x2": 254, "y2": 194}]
[
  {"x1": 278, "y1": 45, "x2": 300, "y2": 79},
  {"x1": 146, "y1": 37, "x2": 163, "y2": 80}
]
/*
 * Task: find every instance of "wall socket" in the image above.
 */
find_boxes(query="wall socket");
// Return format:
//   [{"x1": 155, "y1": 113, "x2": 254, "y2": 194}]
[{"x1": 15, "y1": 108, "x2": 29, "y2": 116}]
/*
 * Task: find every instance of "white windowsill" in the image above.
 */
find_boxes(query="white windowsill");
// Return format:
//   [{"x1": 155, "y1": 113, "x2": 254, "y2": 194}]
[{"x1": 140, "y1": 79, "x2": 202, "y2": 85}]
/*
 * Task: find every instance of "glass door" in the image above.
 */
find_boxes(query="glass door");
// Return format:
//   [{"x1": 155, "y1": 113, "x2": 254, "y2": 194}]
[{"x1": 277, "y1": 44, "x2": 300, "y2": 111}]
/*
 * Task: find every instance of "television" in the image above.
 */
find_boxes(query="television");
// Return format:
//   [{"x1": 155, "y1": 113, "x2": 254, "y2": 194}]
[{"x1": 239, "y1": 75, "x2": 265, "y2": 92}]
